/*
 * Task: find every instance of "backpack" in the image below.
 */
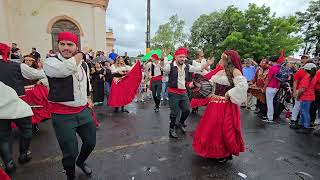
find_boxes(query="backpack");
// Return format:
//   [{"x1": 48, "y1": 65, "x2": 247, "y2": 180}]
[{"x1": 275, "y1": 63, "x2": 291, "y2": 83}]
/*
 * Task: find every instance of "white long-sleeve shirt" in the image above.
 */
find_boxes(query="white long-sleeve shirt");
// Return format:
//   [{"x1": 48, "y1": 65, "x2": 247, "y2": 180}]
[
  {"x1": 162, "y1": 61, "x2": 204, "y2": 89},
  {"x1": 20, "y1": 63, "x2": 46, "y2": 80},
  {"x1": 0, "y1": 81, "x2": 33, "y2": 119},
  {"x1": 144, "y1": 61, "x2": 162, "y2": 76},
  {"x1": 110, "y1": 64, "x2": 132, "y2": 74},
  {"x1": 44, "y1": 54, "x2": 91, "y2": 107},
  {"x1": 209, "y1": 70, "x2": 248, "y2": 105},
  {"x1": 192, "y1": 58, "x2": 209, "y2": 75},
  {"x1": 0, "y1": 55, "x2": 46, "y2": 80}
]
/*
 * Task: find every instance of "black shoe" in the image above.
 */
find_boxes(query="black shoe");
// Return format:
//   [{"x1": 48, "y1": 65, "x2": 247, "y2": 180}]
[
  {"x1": 310, "y1": 122, "x2": 316, "y2": 128},
  {"x1": 313, "y1": 129, "x2": 320, "y2": 136},
  {"x1": 154, "y1": 108, "x2": 159, "y2": 112},
  {"x1": 121, "y1": 108, "x2": 129, "y2": 113},
  {"x1": 169, "y1": 129, "x2": 178, "y2": 139},
  {"x1": 5, "y1": 160, "x2": 16, "y2": 175},
  {"x1": 296, "y1": 128, "x2": 312, "y2": 134},
  {"x1": 18, "y1": 150, "x2": 32, "y2": 164},
  {"x1": 262, "y1": 116, "x2": 268, "y2": 120},
  {"x1": 114, "y1": 108, "x2": 119, "y2": 113},
  {"x1": 76, "y1": 162, "x2": 92, "y2": 176},
  {"x1": 67, "y1": 175, "x2": 75, "y2": 180},
  {"x1": 217, "y1": 158, "x2": 228, "y2": 163},
  {"x1": 178, "y1": 123, "x2": 187, "y2": 133},
  {"x1": 290, "y1": 123, "x2": 302, "y2": 129},
  {"x1": 32, "y1": 124, "x2": 40, "y2": 135}
]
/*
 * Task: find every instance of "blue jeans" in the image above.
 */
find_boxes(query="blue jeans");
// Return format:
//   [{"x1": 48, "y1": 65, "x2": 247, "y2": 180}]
[
  {"x1": 161, "y1": 82, "x2": 168, "y2": 99},
  {"x1": 105, "y1": 82, "x2": 110, "y2": 96},
  {"x1": 299, "y1": 101, "x2": 312, "y2": 128}
]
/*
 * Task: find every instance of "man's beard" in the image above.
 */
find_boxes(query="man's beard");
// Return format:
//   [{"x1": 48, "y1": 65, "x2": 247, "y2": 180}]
[{"x1": 59, "y1": 50, "x2": 76, "y2": 59}]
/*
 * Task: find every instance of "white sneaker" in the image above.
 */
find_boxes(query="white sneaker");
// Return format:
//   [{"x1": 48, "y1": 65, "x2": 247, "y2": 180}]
[
  {"x1": 262, "y1": 119, "x2": 273, "y2": 123},
  {"x1": 161, "y1": 97, "x2": 164, "y2": 101}
]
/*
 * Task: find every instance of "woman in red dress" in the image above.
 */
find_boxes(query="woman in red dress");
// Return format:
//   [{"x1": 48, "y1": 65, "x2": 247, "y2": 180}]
[
  {"x1": 107, "y1": 56, "x2": 142, "y2": 112},
  {"x1": 192, "y1": 50, "x2": 248, "y2": 162},
  {"x1": 20, "y1": 55, "x2": 51, "y2": 134}
]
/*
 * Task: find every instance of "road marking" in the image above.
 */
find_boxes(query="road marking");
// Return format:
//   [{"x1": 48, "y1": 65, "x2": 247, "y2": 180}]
[{"x1": 30, "y1": 136, "x2": 169, "y2": 166}]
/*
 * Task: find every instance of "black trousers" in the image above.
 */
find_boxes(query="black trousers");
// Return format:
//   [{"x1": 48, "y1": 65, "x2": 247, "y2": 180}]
[
  {"x1": 52, "y1": 108, "x2": 96, "y2": 177},
  {"x1": 168, "y1": 92, "x2": 190, "y2": 129},
  {"x1": 256, "y1": 99, "x2": 267, "y2": 116},
  {"x1": 310, "y1": 90, "x2": 320, "y2": 123},
  {"x1": 151, "y1": 80, "x2": 162, "y2": 108},
  {"x1": 0, "y1": 117, "x2": 32, "y2": 165}
]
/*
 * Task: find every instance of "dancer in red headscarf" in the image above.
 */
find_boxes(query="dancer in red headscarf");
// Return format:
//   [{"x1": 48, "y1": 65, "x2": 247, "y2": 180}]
[
  {"x1": 160, "y1": 47, "x2": 213, "y2": 138},
  {"x1": 44, "y1": 32, "x2": 96, "y2": 179},
  {"x1": 192, "y1": 50, "x2": 248, "y2": 162}
]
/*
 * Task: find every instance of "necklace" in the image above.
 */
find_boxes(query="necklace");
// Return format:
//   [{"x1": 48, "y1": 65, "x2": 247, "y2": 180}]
[{"x1": 75, "y1": 66, "x2": 85, "y2": 90}]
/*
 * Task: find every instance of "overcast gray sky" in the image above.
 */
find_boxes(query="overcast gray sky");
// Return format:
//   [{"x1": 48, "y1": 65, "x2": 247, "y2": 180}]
[{"x1": 105, "y1": 0, "x2": 310, "y2": 56}]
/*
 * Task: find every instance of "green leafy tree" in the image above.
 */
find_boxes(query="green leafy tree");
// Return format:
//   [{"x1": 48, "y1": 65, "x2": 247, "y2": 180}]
[
  {"x1": 151, "y1": 14, "x2": 187, "y2": 54},
  {"x1": 296, "y1": 0, "x2": 320, "y2": 57},
  {"x1": 190, "y1": 4, "x2": 303, "y2": 62}
]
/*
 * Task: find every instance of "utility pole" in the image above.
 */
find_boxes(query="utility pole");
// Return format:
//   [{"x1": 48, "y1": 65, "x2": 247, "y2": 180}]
[{"x1": 146, "y1": 0, "x2": 151, "y2": 54}]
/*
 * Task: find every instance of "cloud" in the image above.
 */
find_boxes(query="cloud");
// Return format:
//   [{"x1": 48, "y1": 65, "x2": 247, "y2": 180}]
[
  {"x1": 106, "y1": 0, "x2": 311, "y2": 56},
  {"x1": 124, "y1": 24, "x2": 136, "y2": 32}
]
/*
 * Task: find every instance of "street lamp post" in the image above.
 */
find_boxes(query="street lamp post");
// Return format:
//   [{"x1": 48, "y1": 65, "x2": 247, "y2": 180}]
[{"x1": 146, "y1": 0, "x2": 151, "y2": 54}]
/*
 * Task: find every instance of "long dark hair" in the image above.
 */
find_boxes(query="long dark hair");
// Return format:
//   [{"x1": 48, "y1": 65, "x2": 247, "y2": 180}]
[
  {"x1": 222, "y1": 54, "x2": 235, "y2": 87},
  {"x1": 23, "y1": 55, "x2": 38, "y2": 69},
  {"x1": 306, "y1": 68, "x2": 317, "y2": 82}
]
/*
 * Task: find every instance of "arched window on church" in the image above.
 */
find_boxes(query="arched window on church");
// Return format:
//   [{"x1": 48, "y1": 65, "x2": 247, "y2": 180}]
[{"x1": 51, "y1": 20, "x2": 81, "y2": 52}]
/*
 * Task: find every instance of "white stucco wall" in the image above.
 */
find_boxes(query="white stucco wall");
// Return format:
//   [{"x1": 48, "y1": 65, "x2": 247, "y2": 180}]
[{"x1": 0, "y1": 0, "x2": 107, "y2": 59}]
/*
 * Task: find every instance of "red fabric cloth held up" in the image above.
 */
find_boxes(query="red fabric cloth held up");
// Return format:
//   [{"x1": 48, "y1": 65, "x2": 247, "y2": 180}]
[
  {"x1": 108, "y1": 62, "x2": 142, "y2": 107},
  {"x1": 21, "y1": 84, "x2": 51, "y2": 124}
]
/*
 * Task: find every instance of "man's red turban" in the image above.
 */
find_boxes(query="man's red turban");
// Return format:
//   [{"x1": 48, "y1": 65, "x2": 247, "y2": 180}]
[{"x1": 58, "y1": 31, "x2": 78, "y2": 46}]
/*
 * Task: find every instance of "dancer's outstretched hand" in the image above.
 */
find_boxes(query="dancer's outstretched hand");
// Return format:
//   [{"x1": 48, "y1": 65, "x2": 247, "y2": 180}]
[{"x1": 225, "y1": 92, "x2": 230, "y2": 100}]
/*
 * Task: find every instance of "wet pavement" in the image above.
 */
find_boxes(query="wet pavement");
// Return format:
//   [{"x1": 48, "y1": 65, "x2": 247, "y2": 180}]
[{"x1": 5, "y1": 98, "x2": 320, "y2": 180}]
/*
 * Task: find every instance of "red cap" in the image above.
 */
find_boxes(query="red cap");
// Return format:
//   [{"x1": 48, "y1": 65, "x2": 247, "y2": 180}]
[
  {"x1": 0, "y1": 43, "x2": 11, "y2": 62},
  {"x1": 151, "y1": 54, "x2": 159, "y2": 60},
  {"x1": 174, "y1": 47, "x2": 188, "y2": 57},
  {"x1": 58, "y1": 32, "x2": 78, "y2": 46}
]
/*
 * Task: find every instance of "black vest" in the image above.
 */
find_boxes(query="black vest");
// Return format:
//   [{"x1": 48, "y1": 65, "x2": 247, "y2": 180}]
[
  {"x1": 0, "y1": 60, "x2": 25, "y2": 96},
  {"x1": 168, "y1": 63, "x2": 189, "y2": 88},
  {"x1": 151, "y1": 63, "x2": 163, "y2": 76},
  {"x1": 47, "y1": 58, "x2": 90, "y2": 102}
]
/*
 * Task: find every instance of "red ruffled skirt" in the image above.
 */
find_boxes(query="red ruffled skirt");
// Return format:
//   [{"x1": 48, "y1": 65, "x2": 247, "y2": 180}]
[
  {"x1": 108, "y1": 62, "x2": 142, "y2": 107},
  {"x1": 20, "y1": 84, "x2": 51, "y2": 124},
  {"x1": 190, "y1": 98, "x2": 210, "y2": 108},
  {"x1": 193, "y1": 97, "x2": 245, "y2": 158}
]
